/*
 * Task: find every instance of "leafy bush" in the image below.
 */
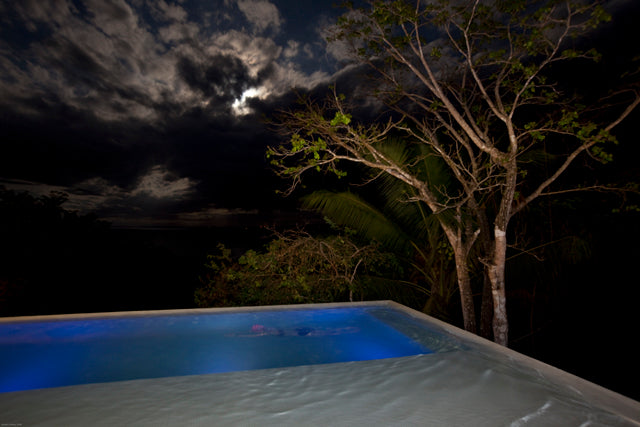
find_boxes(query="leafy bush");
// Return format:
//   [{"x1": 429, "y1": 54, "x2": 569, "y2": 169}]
[{"x1": 195, "y1": 231, "x2": 401, "y2": 307}]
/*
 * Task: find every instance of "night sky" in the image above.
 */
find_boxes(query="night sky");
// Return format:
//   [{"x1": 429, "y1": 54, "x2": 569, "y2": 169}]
[
  {"x1": 0, "y1": 0, "x2": 353, "y2": 228},
  {"x1": 0, "y1": 0, "x2": 639, "y2": 229}
]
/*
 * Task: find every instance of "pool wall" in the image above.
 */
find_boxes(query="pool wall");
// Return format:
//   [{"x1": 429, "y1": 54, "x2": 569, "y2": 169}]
[
  {"x1": 1, "y1": 300, "x2": 639, "y2": 425},
  {"x1": 381, "y1": 301, "x2": 640, "y2": 424}
]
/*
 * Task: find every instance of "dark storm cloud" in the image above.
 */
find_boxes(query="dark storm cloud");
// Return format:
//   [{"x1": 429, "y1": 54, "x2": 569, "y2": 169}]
[
  {"x1": 177, "y1": 53, "x2": 256, "y2": 104},
  {"x1": 32, "y1": 37, "x2": 154, "y2": 113}
]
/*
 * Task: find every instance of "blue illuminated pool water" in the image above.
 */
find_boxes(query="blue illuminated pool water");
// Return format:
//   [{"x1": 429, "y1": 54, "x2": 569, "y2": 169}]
[{"x1": 0, "y1": 306, "x2": 432, "y2": 393}]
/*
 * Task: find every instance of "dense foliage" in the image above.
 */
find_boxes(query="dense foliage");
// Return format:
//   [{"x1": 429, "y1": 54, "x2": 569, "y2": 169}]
[{"x1": 195, "y1": 230, "x2": 403, "y2": 307}]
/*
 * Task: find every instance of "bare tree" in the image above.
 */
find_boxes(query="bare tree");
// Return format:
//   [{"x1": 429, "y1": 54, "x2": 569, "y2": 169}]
[{"x1": 268, "y1": 0, "x2": 639, "y2": 345}]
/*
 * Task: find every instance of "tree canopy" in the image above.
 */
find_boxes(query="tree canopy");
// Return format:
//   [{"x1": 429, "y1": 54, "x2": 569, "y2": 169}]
[{"x1": 269, "y1": 0, "x2": 640, "y2": 345}]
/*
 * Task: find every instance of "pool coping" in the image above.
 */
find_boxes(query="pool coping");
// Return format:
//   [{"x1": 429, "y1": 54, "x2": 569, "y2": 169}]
[{"x1": 2, "y1": 300, "x2": 639, "y2": 423}]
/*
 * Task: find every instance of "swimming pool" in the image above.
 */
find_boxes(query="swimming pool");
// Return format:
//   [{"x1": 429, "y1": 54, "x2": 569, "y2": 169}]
[
  {"x1": 0, "y1": 306, "x2": 439, "y2": 392},
  {"x1": 1, "y1": 301, "x2": 638, "y2": 426}
]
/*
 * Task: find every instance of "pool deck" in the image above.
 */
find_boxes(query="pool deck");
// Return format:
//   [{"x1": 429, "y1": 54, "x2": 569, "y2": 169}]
[{"x1": 1, "y1": 301, "x2": 639, "y2": 426}]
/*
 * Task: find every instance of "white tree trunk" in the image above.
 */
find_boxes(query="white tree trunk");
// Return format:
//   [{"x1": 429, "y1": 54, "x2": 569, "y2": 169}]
[{"x1": 488, "y1": 227, "x2": 509, "y2": 346}]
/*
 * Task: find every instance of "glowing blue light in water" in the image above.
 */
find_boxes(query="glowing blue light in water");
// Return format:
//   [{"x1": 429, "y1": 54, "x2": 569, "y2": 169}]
[{"x1": 0, "y1": 307, "x2": 432, "y2": 393}]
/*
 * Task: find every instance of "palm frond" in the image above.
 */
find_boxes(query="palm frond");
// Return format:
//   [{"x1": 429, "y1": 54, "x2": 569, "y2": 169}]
[{"x1": 301, "y1": 190, "x2": 413, "y2": 252}]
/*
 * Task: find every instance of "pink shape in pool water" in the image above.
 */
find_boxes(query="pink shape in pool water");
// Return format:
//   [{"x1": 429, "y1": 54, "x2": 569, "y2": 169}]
[{"x1": 251, "y1": 324, "x2": 265, "y2": 333}]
